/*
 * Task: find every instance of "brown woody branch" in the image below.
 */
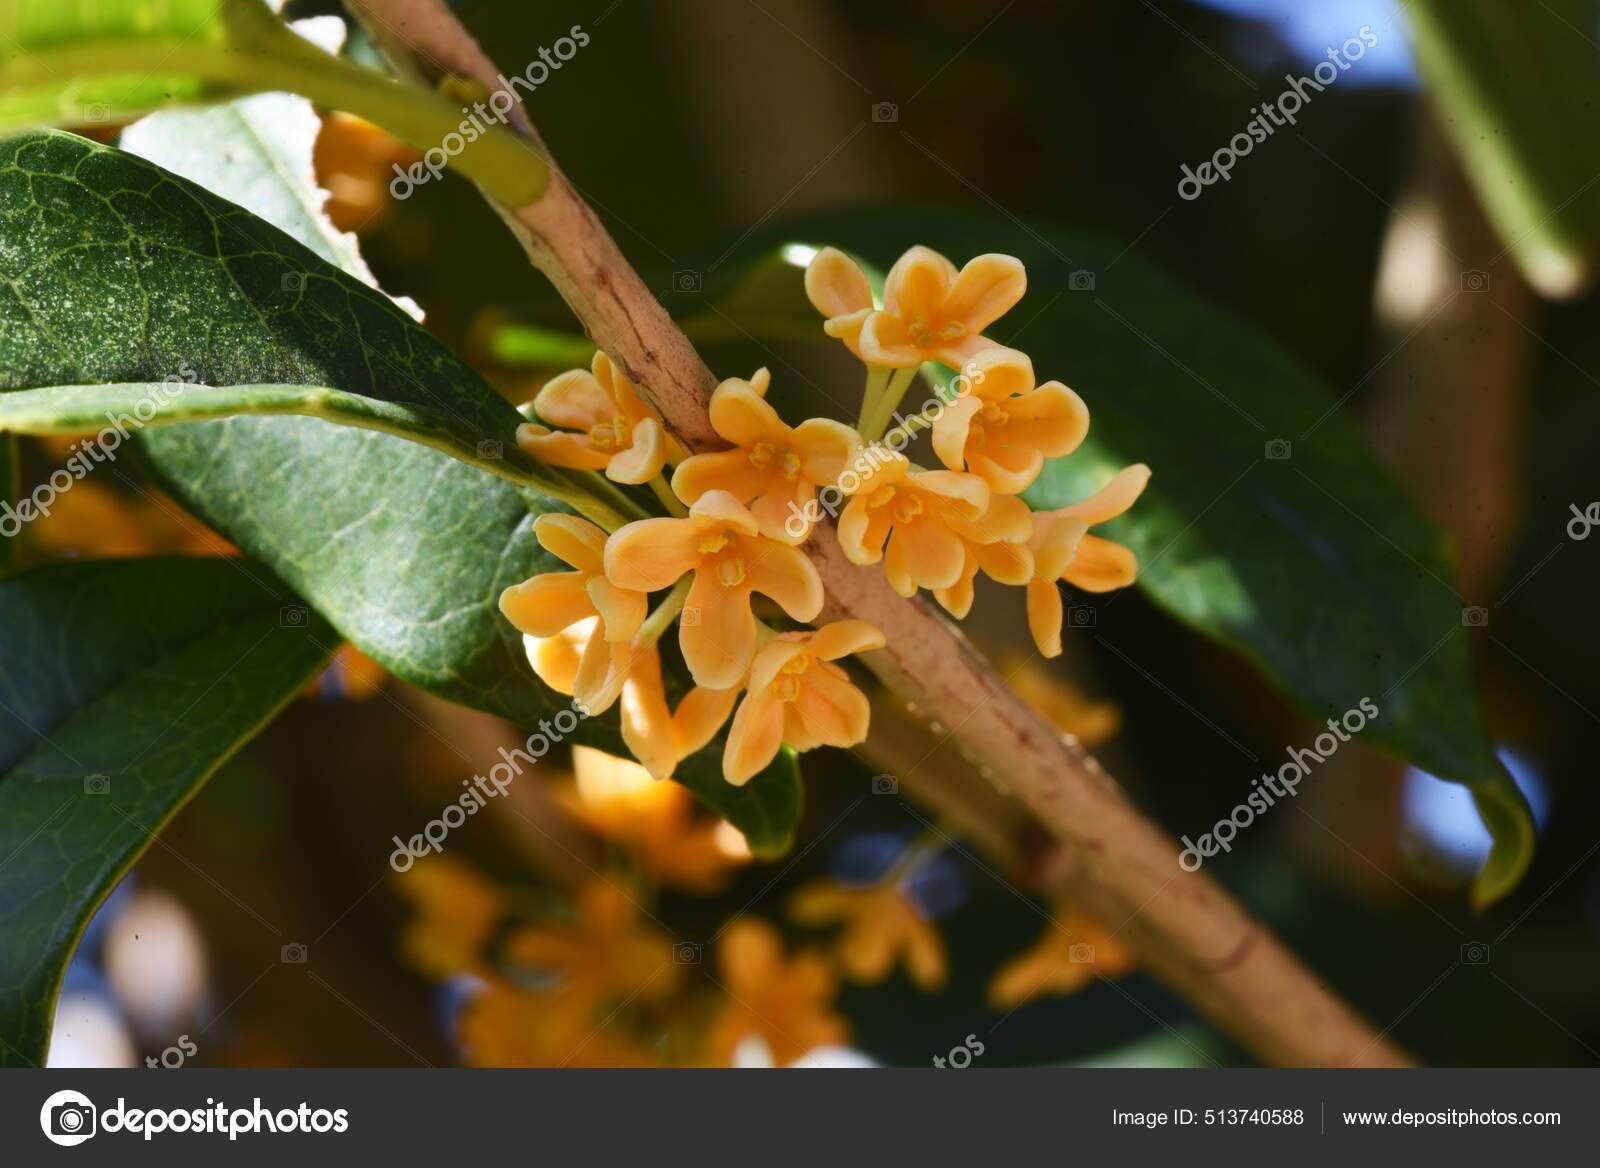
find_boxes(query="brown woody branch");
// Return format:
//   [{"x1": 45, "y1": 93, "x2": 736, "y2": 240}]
[{"x1": 350, "y1": 0, "x2": 1410, "y2": 1068}]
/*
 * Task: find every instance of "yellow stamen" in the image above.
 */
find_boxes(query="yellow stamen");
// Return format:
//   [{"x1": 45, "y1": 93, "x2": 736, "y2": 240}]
[
  {"x1": 749, "y1": 441, "x2": 776, "y2": 470},
  {"x1": 780, "y1": 451, "x2": 802, "y2": 482},
  {"x1": 769, "y1": 675, "x2": 802, "y2": 701},
  {"x1": 698, "y1": 531, "x2": 731, "y2": 555},
  {"x1": 939, "y1": 320, "x2": 967, "y2": 341},
  {"x1": 868, "y1": 485, "x2": 898, "y2": 509},
  {"x1": 716, "y1": 557, "x2": 748, "y2": 587}
]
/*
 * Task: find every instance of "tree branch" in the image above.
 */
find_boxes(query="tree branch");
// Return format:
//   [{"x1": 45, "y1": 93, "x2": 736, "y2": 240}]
[{"x1": 350, "y1": 0, "x2": 1410, "y2": 1068}]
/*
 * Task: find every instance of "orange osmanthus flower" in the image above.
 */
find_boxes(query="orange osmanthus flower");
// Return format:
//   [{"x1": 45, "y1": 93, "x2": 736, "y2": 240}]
[
  {"x1": 930, "y1": 347, "x2": 1089, "y2": 494},
  {"x1": 987, "y1": 903, "x2": 1135, "y2": 1010},
  {"x1": 516, "y1": 352, "x2": 682, "y2": 484},
  {"x1": 560, "y1": 747, "x2": 751, "y2": 893},
  {"x1": 615, "y1": 642, "x2": 740, "y2": 781},
  {"x1": 604, "y1": 491, "x2": 823, "y2": 690},
  {"x1": 1026, "y1": 464, "x2": 1150, "y2": 657},
  {"x1": 722, "y1": 620, "x2": 884, "y2": 785},
  {"x1": 671, "y1": 368, "x2": 860, "y2": 543},
  {"x1": 502, "y1": 880, "x2": 681, "y2": 1014},
  {"x1": 499, "y1": 513, "x2": 647, "y2": 713},
  {"x1": 789, "y1": 879, "x2": 947, "y2": 991},
  {"x1": 702, "y1": 919, "x2": 848, "y2": 1067},
  {"x1": 393, "y1": 856, "x2": 503, "y2": 979},
  {"x1": 859, "y1": 245, "x2": 1027, "y2": 368},
  {"x1": 838, "y1": 454, "x2": 1031, "y2": 598}
]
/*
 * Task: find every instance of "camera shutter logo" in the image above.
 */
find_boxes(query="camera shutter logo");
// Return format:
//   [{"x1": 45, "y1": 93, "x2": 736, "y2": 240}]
[{"x1": 40, "y1": 1089, "x2": 97, "y2": 1146}]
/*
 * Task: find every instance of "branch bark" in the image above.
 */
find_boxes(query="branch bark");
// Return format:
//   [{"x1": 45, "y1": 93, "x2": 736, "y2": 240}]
[{"x1": 351, "y1": 0, "x2": 1410, "y2": 1068}]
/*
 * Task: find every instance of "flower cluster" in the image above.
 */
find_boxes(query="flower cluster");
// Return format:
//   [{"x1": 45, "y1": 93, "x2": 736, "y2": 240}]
[{"x1": 498, "y1": 243, "x2": 1148, "y2": 789}]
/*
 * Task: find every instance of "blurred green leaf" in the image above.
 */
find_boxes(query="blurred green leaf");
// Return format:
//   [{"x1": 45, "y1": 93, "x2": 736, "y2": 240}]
[
  {"x1": 694, "y1": 206, "x2": 1532, "y2": 904},
  {"x1": 0, "y1": 434, "x2": 14, "y2": 568},
  {"x1": 485, "y1": 322, "x2": 598, "y2": 368},
  {"x1": 0, "y1": 129, "x2": 802, "y2": 854},
  {"x1": 0, "y1": 0, "x2": 544, "y2": 202},
  {"x1": 0, "y1": 556, "x2": 335, "y2": 1067},
  {"x1": 1402, "y1": 0, "x2": 1600, "y2": 298}
]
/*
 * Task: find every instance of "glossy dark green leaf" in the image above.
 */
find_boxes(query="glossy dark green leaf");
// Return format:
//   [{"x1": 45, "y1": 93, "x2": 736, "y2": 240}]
[
  {"x1": 694, "y1": 206, "x2": 1531, "y2": 904},
  {"x1": 0, "y1": 128, "x2": 801, "y2": 853},
  {"x1": 0, "y1": 556, "x2": 335, "y2": 1067}
]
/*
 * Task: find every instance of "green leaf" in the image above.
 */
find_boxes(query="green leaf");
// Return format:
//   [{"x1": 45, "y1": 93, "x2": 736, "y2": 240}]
[
  {"x1": 0, "y1": 433, "x2": 15, "y2": 568},
  {"x1": 0, "y1": 129, "x2": 802, "y2": 852},
  {"x1": 697, "y1": 206, "x2": 1532, "y2": 905},
  {"x1": 0, "y1": 381, "x2": 536, "y2": 484},
  {"x1": 0, "y1": 0, "x2": 545, "y2": 203},
  {"x1": 0, "y1": 556, "x2": 336, "y2": 1067},
  {"x1": 1402, "y1": 0, "x2": 1600, "y2": 298}
]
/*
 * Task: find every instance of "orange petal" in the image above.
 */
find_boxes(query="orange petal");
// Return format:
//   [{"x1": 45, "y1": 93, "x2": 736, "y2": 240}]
[
  {"x1": 604, "y1": 517, "x2": 703, "y2": 592},
  {"x1": 605, "y1": 416, "x2": 667, "y2": 484},
  {"x1": 943, "y1": 254, "x2": 1026, "y2": 333},
  {"x1": 836, "y1": 496, "x2": 892, "y2": 565},
  {"x1": 909, "y1": 469, "x2": 988, "y2": 520},
  {"x1": 672, "y1": 449, "x2": 769, "y2": 506},
  {"x1": 1002, "y1": 382, "x2": 1089, "y2": 458},
  {"x1": 723, "y1": 693, "x2": 786, "y2": 785},
  {"x1": 516, "y1": 424, "x2": 611, "y2": 471},
  {"x1": 533, "y1": 513, "x2": 608, "y2": 575},
  {"x1": 709, "y1": 375, "x2": 785, "y2": 448},
  {"x1": 524, "y1": 620, "x2": 589, "y2": 694},
  {"x1": 933, "y1": 550, "x2": 979, "y2": 618},
  {"x1": 1060, "y1": 464, "x2": 1151, "y2": 525},
  {"x1": 948, "y1": 493, "x2": 1033, "y2": 546},
  {"x1": 586, "y1": 576, "x2": 647, "y2": 641},
  {"x1": 534, "y1": 368, "x2": 612, "y2": 431},
  {"x1": 1063, "y1": 533, "x2": 1138, "y2": 592},
  {"x1": 682, "y1": 572, "x2": 758, "y2": 690},
  {"x1": 688, "y1": 490, "x2": 762, "y2": 536},
  {"x1": 974, "y1": 538, "x2": 1035, "y2": 585},
  {"x1": 749, "y1": 482, "x2": 810, "y2": 545},
  {"x1": 822, "y1": 307, "x2": 872, "y2": 358},
  {"x1": 804, "y1": 247, "x2": 873, "y2": 318},
  {"x1": 1032, "y1": 515, "x2": 1089, "y2": 582},
  {"x1": 1027, "y1": 577, "x2": 1064, "y2": 658},
  {"x1": 882, "y1": 530, "x2": 917, "y2": 597},
  {"x1": 744, "y1": 539, "x2": 824, "y2": 621},
  {"x1": 883, "y1": 245, "x2": 956, "y2": 322},
  {"x1": 894, "y1": 521, "x2": 966, "y2": 591},
  {"x1": 806, "y1": 620, "x2": 885, "y2": 661},
  {"x1": 674, "y1": 685, "x2": 740, "y2": 756},
  {"x1": 573, "y1": 628, "x2": 630, "y2": 715},
  {"x1": 792, "y1": 417, "x2": 861, "y2": 488},
  {"x1": 857, "y1": 310, "x2": 923, "y2": 368},
  {"x1": 791, "y1": 663, "x2": 871, "y2": 748},
  {"x1": 499, "y1": 572, "x2": 594, "y2": 637},
  {"x1": 965, "y1": 346, "x2": 1035, "y2": 399},
  {"x1": 930, "y1": 395, "x2": 982, "y2": 474},
  {"x1": 619, "y1": 645, "x2": 680, "y2": 780},
  {"x1": 967, "y1": 444, "x2": 1044, "y2": 495},
  {"x1": 749, "y1": 638, "x2": 809, "y2": 692}
]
